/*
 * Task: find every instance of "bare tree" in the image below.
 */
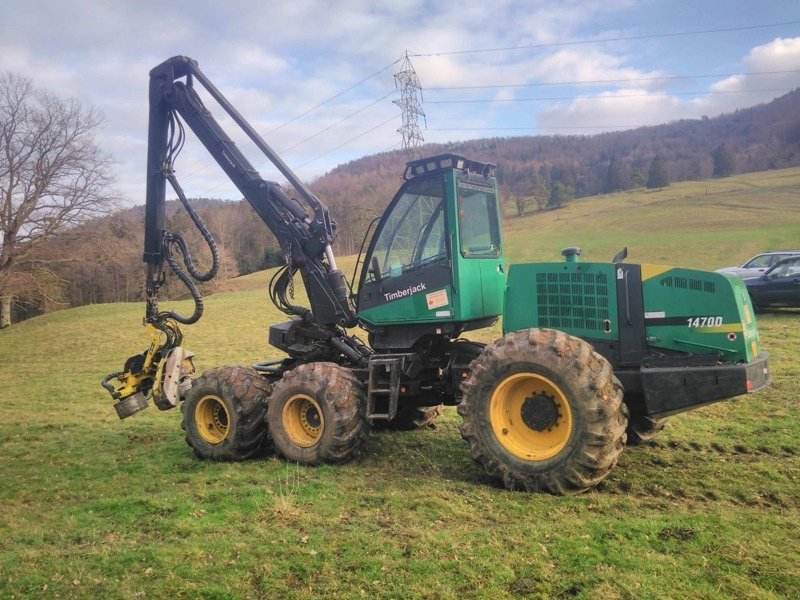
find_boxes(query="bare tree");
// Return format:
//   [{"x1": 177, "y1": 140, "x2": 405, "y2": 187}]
[{"x1": 0, "y1": 72, "x2": 115, "y2": 327}]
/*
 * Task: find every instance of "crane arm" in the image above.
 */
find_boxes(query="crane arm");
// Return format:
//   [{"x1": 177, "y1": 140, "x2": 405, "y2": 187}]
[
  {"x1": 144, "y1": 55, "x2": 355, "y2": 328},
  {"x1": 103, "y1": 56, "x2": 365, "y2": 418}
]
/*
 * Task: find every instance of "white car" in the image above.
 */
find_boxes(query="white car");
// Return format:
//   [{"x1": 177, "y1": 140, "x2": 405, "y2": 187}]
[{"x1": 716, "y1": 251, "x2": 800, "y2": 279}]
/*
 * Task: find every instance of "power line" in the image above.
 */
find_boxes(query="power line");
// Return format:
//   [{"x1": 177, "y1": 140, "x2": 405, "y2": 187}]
[
  {"x1": 272, "y1": 92, "x2": 395, "y2": 155},
  {"x1": 192, "y1": 116, "x2": 399, "y2": 196},
  {"x1": 188, "y1": 114, "x2": 402, "y2": 196},
  {"x1": 429, "y1": 120, "x2": 800, "y2": 132},
  {"x1": 425, "y1": 69, "x2": 800, "y2": 91},
  {"x1": 294, "y1": 115, "x2": 400, "y2": 169},
  {"x1": 171, "y1": 19, "x2": 800, "y2": 193},
  {"x1": 262, "y1": 58, "x2": 403, "y2": 137},
  {"x1": 179, "y1": 57, "x2": 403, "y2": 182},
  {"x1": 424, "y1": 88, "x2": 795, "y2": 104},
  {"x1": 409, "y1": 20, "x2": 800, "y2": 57},
  {"x1": 215, "y1": 91, "x2": 397, "y2": 194}
]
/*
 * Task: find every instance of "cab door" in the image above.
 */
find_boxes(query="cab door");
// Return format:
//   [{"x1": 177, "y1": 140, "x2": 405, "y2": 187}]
[
  {"x1": 356, "y1": 174, "x2": 454, "y2": 325},
  {"x1": 451, "y1": 175, "x2": 505, "y2": 320}
]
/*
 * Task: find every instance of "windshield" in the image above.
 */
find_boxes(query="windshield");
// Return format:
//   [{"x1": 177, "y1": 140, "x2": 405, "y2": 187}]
[
  {"x1": 768, "y1": 258, "x2": 800, "y2": 278},
  {"x1": 457, "y1": 180, "x2": 501, "y2": 258},
  {"x1": 366, "y1": 176, "x2": 446, "y2": 282}
]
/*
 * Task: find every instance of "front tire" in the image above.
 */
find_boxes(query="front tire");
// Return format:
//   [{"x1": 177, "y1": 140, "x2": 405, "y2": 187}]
[
  {"x1": 181, "y1": 366, "x2": 271, "y2": 461},
  {"x1": 267, "y1": 362, "x2": 368, "y2": 465},
  {"x1": 458, "y1": 329, "x2": 628, "y2": 494}
]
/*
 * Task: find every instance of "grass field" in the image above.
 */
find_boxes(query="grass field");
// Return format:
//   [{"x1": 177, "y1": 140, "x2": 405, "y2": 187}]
[{"x1": 1, "y1": 169, "x2": 799, "y2": 599}]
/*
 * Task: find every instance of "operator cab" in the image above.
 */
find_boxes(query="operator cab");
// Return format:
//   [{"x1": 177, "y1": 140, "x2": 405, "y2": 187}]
[{"x1": 356, "y1": 154, "x2": 506, "y2": 349}]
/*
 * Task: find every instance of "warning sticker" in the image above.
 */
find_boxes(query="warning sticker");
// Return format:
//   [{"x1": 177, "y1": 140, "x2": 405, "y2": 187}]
[{"x1": 426, "y1": 289, "x2": 449, "y2": 310}]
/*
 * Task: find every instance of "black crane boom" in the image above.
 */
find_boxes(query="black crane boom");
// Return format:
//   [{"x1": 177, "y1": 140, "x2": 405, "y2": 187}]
[{"x1": 143, "y1": 55, "x2": 355, "y2": 328}]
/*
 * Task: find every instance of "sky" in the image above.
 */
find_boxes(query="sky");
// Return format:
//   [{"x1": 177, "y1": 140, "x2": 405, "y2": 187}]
[{"x1": 1, "y1": 0, "x2": 799, "y2": 204}]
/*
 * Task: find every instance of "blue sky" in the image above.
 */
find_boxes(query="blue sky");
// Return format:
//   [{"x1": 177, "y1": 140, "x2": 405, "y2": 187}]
[{"x1": 1, "y1": 0, "x2": 798, "y2": 203}]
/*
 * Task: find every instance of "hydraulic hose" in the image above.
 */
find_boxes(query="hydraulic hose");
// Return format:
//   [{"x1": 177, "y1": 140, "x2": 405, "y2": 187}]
[
  {"x1": 165, "y1": 171, "x2": 219, "y2": 282},
  {"x1": 157, "y1": 238, "x2": 206, "y2": 325},
  {"x1": 269, "y1": 264, "x2": 311, "y2": 320},
  {"x1": 148, "y1": 168, "x2": 220, "y2": 326}
]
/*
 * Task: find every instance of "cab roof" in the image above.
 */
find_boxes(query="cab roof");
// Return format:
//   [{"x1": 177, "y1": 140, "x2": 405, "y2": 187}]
[{"x1": 403, "y1": 153, "x2": 496, "y2": 180}]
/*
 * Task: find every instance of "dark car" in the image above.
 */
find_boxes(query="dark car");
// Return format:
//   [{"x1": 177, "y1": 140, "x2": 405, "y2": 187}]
[{"x1": 745, "y1": 256, "x2": 800, "y2": 310}]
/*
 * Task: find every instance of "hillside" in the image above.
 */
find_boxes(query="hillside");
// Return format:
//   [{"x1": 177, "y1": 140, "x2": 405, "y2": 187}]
[
  {"x1": 1, "y1": 179, "x2": 799, "y2": 598},
  {"x1": 500, "y1": 166, "x2": 800, "y2": 268},
  {"x1": 7, "y1": 94, "x2": 800, "y2": 325},
  {"x1": 311, "y1": 89, "x2": 800, "y2": 252},
  {"x1": 225, "y1": 166, "x2": 800, "y2": 298},
  {"x1": 316, "y1": 88, "x2": 800, "y2": 194}
]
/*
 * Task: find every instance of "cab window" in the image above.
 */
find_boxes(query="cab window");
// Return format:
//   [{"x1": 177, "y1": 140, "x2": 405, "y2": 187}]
[
  {"x1": 768, "y1": 258, "x2": 800, "y2": 278},
  {"x1": 457, "y1": 180, "x2": 501, "y2": 258},
  {"x1": 366, "y1": 177, "x2": 446, "y2": 282}
]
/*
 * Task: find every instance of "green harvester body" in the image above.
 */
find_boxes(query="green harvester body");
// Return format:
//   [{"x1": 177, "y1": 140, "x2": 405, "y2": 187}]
[
  {"x1": 355, "y1": 154, "x2": 769, "y2": 419},
  {"x1": 108, "y1": 59, "x2": 774, "y2": 494}
]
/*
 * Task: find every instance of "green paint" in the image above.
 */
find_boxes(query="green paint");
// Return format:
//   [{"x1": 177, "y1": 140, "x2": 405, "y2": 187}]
[
  {"x1": 642, "y1": 268, "x2": 762, "y2": 362},
  {"x1": 504, "y1": 262, "x2": 619, "y2": 340},
  {"x1": 504, "y1": 262, "x2": 762, "y2": 364},
  {"x1": 357, "y1": 168, "x2": 505, "y2": 327}
]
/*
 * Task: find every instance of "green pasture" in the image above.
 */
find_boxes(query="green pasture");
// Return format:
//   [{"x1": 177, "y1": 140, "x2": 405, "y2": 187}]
[
  {"x1": 501, "y1": 167, "x2": 800, "y2": 268},
  {"x1": 1, "y1": 169, "x2": 799, "y2": 599}
]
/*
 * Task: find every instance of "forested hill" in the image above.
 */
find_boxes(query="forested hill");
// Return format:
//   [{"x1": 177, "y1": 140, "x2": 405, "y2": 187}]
[
  {"x1": 7, "y1": 90, "x2": 800, "y2": 324},
  {"x1": 312, "y1": 88, "x2": 800, "y2": 249}
]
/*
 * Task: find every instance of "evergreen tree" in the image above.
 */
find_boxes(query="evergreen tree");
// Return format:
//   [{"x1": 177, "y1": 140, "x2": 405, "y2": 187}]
[
  {"x1": 646, "y1": 155, "x2": 670, "y2": 190},
  {"x1": 687, "y1": 160, "x2": 703, "y2": 181},
  {"x1": 631, "y1": 168, "x2": 646, "y2": 189},
  {"x1": 712, "y1": 143, "x2": 736, "y2": 177},
  {"x1": 604, "y1": 157, "x2": 628, "y2": 193},
  {"x1": 548, "y1": 181, "x2": 574, "y2": 208}
]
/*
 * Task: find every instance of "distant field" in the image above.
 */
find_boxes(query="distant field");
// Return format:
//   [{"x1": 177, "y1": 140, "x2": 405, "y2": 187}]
[
  {"x1": 1, "y1": 168, "x2": 799, "y2": 599},
  {"x1": 227, "y1": 167, "x2": 800, "y2": 297},
  {"x1": 500, "y1": 167, "x2": 800, "y2": 269}
]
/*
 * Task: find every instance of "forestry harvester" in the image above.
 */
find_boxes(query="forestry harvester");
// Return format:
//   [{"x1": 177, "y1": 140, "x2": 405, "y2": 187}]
[{"x1": 102, "y1": 57, "x2": 770, "y2": 494}]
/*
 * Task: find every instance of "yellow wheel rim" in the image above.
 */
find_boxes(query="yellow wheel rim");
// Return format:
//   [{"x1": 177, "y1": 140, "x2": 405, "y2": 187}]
[
  {"x1": 195, "y1": 395, "x2": 231, "y2": 445},
  {"x1": 282, "y1": 394, "x2": 324, "y2": 448},
  {"x1": 489, "y1": 372, "x2": 573, "y2": 461}
]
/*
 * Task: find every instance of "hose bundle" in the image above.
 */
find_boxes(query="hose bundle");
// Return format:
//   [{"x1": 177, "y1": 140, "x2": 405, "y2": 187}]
[
  {"x1": 150, "y1": 109, "x2": 220, "y2": 326},
  {"x1": 269, "y1": 262, "x2": 311, "y2": 321}
]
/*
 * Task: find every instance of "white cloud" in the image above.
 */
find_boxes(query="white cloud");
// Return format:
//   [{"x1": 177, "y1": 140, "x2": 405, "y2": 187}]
[
  {"x1": 531, "y1": 49, "x2": 667, "y2": 90},
  {"x1": 537, "y1": 36, "x2": 800, "y2": 132},
  {"x1": 707, "y1": 37, "x2": 800, "y2": 111},
  {"x1": 539, "y1": 88, "x2": 685, "y2": 133},
  {"x1": 2, "y1": 1, "x2": 797, "y2": 202}
]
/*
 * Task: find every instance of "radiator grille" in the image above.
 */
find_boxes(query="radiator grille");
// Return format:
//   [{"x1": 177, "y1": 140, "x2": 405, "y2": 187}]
[
  {"x1": 535, "y1": 271, "x2": 611, "y2": 333},
  {"x1": 659, "y1": 275, "x2": 715, "y2": 294}
]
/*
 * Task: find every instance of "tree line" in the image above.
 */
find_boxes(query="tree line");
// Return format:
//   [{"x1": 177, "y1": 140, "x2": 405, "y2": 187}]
[
  {"x1": 2, "y1": 69, "x2": 798, "y2": 326},
  {"x1": 7, "y1": 199, "x2": 285, "y2": 324}
]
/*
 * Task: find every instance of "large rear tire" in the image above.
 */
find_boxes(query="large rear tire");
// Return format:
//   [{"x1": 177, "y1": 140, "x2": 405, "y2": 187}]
[
  {"x1": 181, "y1": 366, "x2": 271, "y2": 461},
  {"x1": 458, "y1": 328, "x2": 628, "y2": 494},
  {"x1": 267, "y1": 362, "x2": 368, "y2": 465}
]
